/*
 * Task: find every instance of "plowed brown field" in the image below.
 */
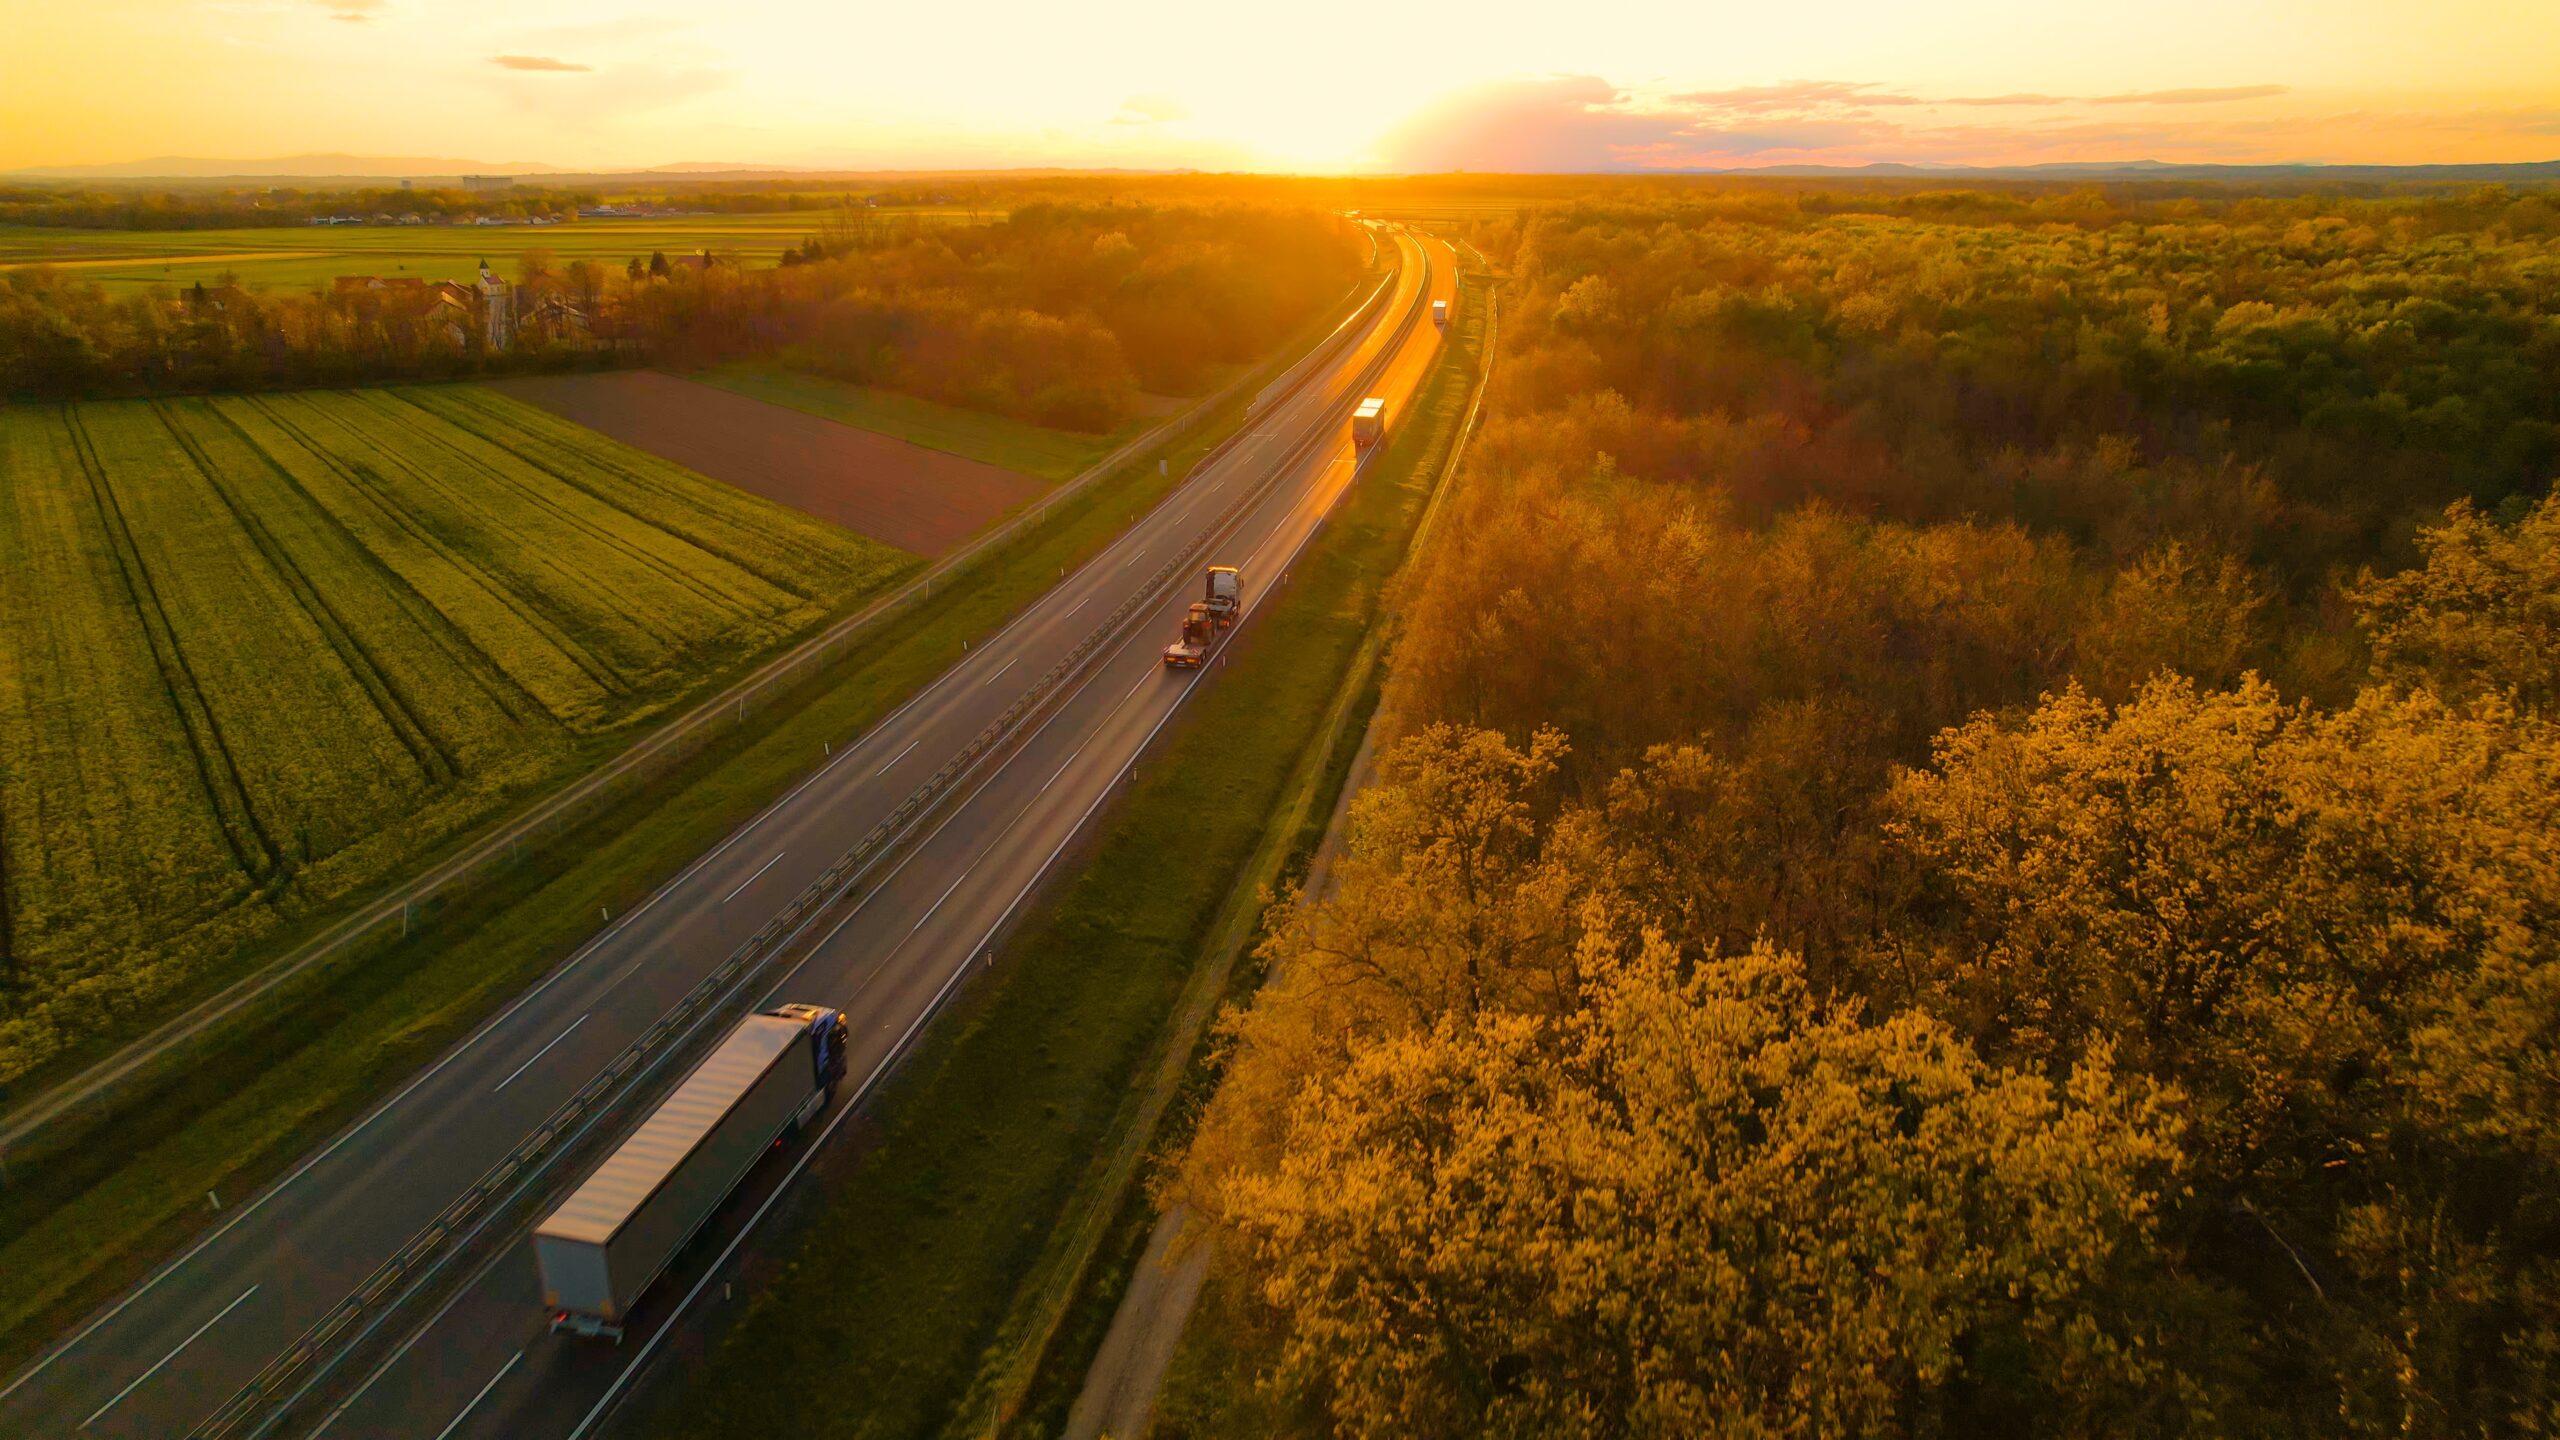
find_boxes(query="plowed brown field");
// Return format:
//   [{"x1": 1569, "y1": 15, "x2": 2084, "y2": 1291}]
[{"x1": 492, "y1": 370, "x2": 1047, "y2": 556}]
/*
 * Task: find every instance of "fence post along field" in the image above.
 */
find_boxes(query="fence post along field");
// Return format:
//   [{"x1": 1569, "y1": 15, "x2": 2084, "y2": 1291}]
[{"x1": 179, "y1": 247, "x2": 1425, "y2": 1440}]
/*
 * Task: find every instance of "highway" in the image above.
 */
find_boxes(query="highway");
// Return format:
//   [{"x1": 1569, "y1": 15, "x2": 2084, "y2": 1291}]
[{"x1": 0, "y1": 226, "x2": 1456, "y2": 1440}]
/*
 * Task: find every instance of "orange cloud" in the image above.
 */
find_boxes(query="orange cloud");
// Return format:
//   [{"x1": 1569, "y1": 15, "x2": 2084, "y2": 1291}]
[
  {"x1": 2091, "y1": 85, "x2": 2291, "y2": 105},
  {"x1": 1670, "y1": 81, "x2": 1923, "y2": 112},
  {"x1": 1112, "y1": 94, "x2": 1188, "y2": 126},
  {"x1": 492, "y1": 54, "x2": 592, "y2": 72},
  {"x1": 1378, "y1": 76, "x2": 2560, "y2": 171}
]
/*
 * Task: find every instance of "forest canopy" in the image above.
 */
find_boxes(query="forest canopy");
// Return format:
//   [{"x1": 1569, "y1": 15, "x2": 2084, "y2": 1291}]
[{"x1": 1174, "y1": 185, "x2": 2560, "y2": 1437}]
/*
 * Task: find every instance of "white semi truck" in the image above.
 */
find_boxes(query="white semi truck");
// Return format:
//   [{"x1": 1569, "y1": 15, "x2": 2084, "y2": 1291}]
[
  {"x1": 1431, "y1": 298, "x2": 1448, "y2": 328},
  {"x1": 534, "y1": 1002, "x2": 850, "y2": 1340},
  {"x1": 1352, "y1": 397, "x2": 1386, "y2": 448}
]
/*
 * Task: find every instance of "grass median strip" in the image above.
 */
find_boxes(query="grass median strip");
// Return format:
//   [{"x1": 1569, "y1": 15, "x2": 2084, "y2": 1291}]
[
  {"x1": 635, "y1": 265, "x2": 1488, "y2": 1440},
  {"x1": 0, "y1": 304, "x2": 1346, "y2": 1376}
]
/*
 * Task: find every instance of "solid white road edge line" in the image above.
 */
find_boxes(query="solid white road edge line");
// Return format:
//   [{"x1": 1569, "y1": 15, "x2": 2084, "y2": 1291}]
[
  {"x1": 79, "y1": 1284, "x2": 258, "y2": 1430},
  {"x1": 719, "y1": 853, "x2": 787, "y2": 905},
  {"x1": 428, "y1": 1350, "x2": 521, "y2": 1440},
  {"x1": 492, "y1": 1017, "x2": 588, "y2": 1095}
]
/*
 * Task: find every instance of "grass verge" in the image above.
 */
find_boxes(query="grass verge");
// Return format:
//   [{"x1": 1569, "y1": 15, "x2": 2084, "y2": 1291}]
[
  {"x1": 693, "y1": 364, "x2": 1149, "y2": 481},
  {"x1": 0, "y1": 293, "x2": 1355, "y2": 1375},
  {"x1": 633, "y1": 264, "x2": 1489, "y2": 1440}
]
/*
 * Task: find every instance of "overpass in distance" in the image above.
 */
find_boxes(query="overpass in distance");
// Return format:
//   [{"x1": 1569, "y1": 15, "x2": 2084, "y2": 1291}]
[{"x1": 1, "y1": 225, "x2": 1458, "y2": 1440}]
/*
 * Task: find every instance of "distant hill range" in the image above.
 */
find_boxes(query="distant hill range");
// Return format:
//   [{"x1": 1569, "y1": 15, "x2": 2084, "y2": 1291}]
[
  {"x1": 5, "y1": 154, "x2": 2556, "y2": 185},
  {"x1": 0, "y1": 155, "x2": 1185, "y2": 184},
  {"x1": 5, "y1": 154, "x2": 569, "y2": 180},
  {"x1": 1712, "y1": 159, "x2": 2560, "y2": 183},
  {"x1": 0, "y1": 155, "x2": 815, "y2": 182}
]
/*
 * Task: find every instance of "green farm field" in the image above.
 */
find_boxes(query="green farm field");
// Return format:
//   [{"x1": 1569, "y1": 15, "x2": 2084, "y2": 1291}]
[
  {"x1": 0, "y1": 386, "x2": 912, "y2": 1082},
  {"x1": 0, "y1": 209, "x2": 981, "y2": 293}
]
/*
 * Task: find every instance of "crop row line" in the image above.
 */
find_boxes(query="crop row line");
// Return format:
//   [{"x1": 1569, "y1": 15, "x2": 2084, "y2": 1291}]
[
  {"x1": 248, "y1": 393, "x2": 632, "y2": 709},
  {"x1": 418, "y1": 387, "x2": 828, "y2": 608},
  {"x1": 202, "y1": 397, "x2": 543, "y2": 735},
  {"x1": 60, "y1": 406, "x2": 285, "y2": 887},
  {"x1": 155, "y1": 400, "x2": 460, "y2": 789}
]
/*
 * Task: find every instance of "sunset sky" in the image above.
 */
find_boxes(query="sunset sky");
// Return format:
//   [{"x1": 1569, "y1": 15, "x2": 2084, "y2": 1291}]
[{"x1": 5, "y1": 0, "x2": 2557, "y2": 174}]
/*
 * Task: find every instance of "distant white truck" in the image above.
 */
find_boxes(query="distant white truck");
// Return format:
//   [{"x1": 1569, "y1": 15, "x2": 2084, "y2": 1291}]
[
  {"x1": 534, "y1": 1003, "x2": 849, "y2": 1340},
  {"x1": 1352, "y1": 397, "x2": 1387, "y2": 448},
  {"x1": 1431, "y1": 298, "x2": 1448, "y2": 328}
]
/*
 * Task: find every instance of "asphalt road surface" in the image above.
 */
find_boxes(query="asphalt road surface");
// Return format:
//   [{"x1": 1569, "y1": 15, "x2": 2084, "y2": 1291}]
[{"x1": 1, "y1": 227, "x2": 1454, "y2": 1440}]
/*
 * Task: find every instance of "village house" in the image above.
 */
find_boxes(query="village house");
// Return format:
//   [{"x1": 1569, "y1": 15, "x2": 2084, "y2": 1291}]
[
  {"x1": 326, "y1": 273, "x2": 482, "y2": 349},
  {"x1": 315, "y1": 261, "x2": 611, "y2": 353}
]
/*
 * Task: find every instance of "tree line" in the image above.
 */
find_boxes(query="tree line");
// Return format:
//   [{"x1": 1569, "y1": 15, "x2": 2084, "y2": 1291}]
[
  {"x1": 0, "y1": 181, "x2": 976, "y2": 230},
  {"x1": 0, "y1": 203, "x2": 1364, "y2": 430},
  {"x1": 1172, "y1": 189, "x2": 2560, "y2": 1436},
  {"x1": 0, "y1": 183, "x2": 596, "y2": 230}
]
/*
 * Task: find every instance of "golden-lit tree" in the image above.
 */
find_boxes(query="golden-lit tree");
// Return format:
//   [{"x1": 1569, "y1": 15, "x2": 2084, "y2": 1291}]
[
  {"x1": 2074, "y1": 541, "x2": 2271, "y2": 700},
  {"x1": 1885, "y1": 676, "x2": 2560, "y2": 1428},
  {"x1": 2353, "y1": 491, "x2": 2560, "y2": 712},
  {"x1": 1218, "y1": 936, "x2": 2184, "y2": 1440}
]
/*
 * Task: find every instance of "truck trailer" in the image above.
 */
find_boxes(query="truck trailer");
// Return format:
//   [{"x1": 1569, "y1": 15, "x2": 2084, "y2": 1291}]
[
  {"x1": 1352, "y1": 397, "x2": 1386, "y2": 448},
  {"x1": 1431, "y1": 298, "x2": 1448, "y2": 328},
  {"x1": 534, "y1": 1003, "x2": 849, "y2": 1339}
]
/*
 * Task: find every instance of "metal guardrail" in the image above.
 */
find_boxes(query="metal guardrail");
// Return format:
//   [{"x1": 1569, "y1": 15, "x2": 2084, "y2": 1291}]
[{"x1": 186, "y1": 234, "x2": 1432, "y2": 1440}]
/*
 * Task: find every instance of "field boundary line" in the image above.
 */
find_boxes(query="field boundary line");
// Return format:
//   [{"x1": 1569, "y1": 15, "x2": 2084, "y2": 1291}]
[{"x1": 0, "y1": 257, "x2": 1392, "y2": 1149}]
